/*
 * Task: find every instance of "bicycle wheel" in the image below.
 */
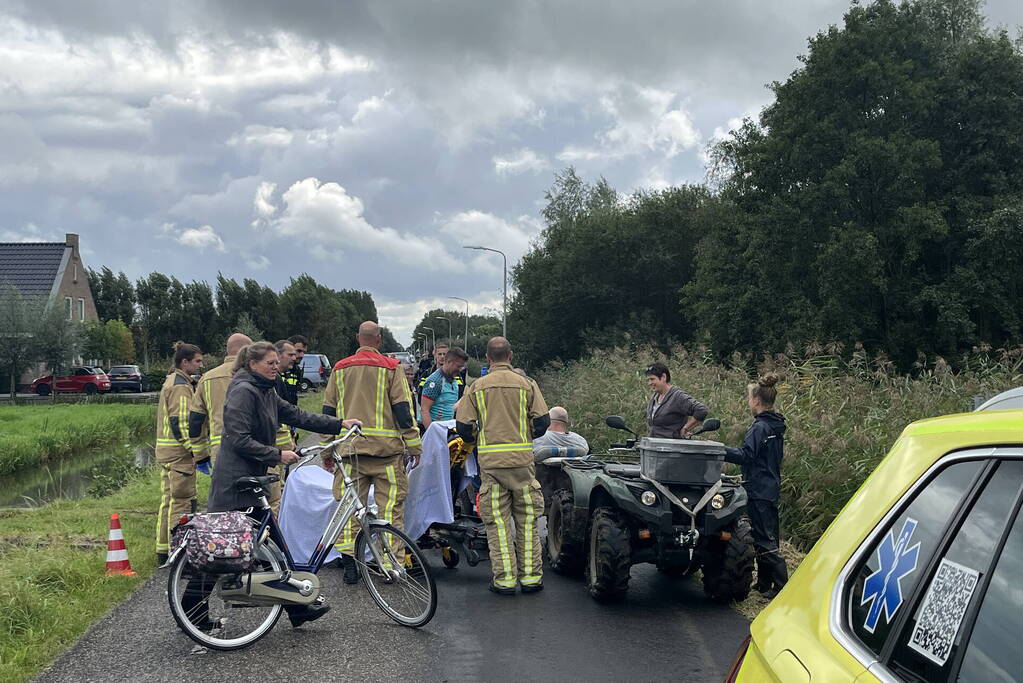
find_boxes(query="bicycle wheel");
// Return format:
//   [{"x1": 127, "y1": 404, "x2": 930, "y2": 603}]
[
  {"x1": 355, "y1": 523, "x2": 437, "y2": 627},
  {"x1": 167, "y1": 539, "x2": 285, "y2": 650}
]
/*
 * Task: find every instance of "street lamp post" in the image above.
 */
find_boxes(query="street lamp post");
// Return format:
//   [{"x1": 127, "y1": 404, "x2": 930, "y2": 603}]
[
  {"x1": 423, "y1": 326, "x2": 436, "y2": 351},
  {"x1": 436, "y1": 316, "x2": 452, "y2": 343},
  {"x1": 463, "y1": 246, "x2": 507, "y2": 338},
  {"x1": 416, "y1": 333, "x2": 426, "y2": 356},
  {"x1": 447, "y1": 296, "x2": 469, "y2": 348}
]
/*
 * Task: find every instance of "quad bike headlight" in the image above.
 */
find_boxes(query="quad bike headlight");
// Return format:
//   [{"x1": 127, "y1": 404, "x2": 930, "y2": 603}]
[
  {"x1": 640, "y1": 491, "x2": 657, "y2": 506},
  {"x1": 710, "y1": 493, "x2": 726, "y2": 510}
]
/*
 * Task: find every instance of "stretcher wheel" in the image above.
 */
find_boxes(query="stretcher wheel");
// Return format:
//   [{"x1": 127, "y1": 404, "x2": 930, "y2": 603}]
[{"x1": 442, "y1": 546, "x2": 460, "y2": 568}]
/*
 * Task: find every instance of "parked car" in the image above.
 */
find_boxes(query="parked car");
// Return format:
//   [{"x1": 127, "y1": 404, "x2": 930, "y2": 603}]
[
  {"x1": 727, "y1": 408, "x2": 1023, "y2": 682},
  {"x1": 106, "y1": 364, "x2": 145, "y2": 392},
  {"x1": 31, "y1": 366, "x2": 111, "y2": 395},
  {"x1": 387, "y1": 351, "x2": 414, "y2": 365},
  {"x1": 975, "y1": 386, "x2": 1023, "y2": 412},
  {"x1": 298, "y1": 353, "x2": 331, "y2": 392}
]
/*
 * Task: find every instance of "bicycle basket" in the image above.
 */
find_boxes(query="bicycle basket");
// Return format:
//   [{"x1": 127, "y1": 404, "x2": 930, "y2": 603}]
[{"x1": 185, "y1": 511, "x2": 255, "y2": 574}]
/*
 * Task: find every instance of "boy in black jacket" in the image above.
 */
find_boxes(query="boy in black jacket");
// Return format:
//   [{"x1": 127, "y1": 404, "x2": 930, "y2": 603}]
[{"x1": 724, "y1": 373, "x2": 788, "y2": 598}]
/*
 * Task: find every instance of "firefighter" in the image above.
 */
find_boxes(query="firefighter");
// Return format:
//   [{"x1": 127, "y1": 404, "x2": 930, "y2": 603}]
[
  {"x1": 155, "y1": 341, "x2": 204, "y2": 564},
  {"x1": 456, "y1": 337, "x2": 550, "y2": 594},
  {"x1": 322, "y1": 321, "x2": 422, "y2": 584},
  {"x1": 188, "y1": 333, "x2": 251, "y2": 467}
]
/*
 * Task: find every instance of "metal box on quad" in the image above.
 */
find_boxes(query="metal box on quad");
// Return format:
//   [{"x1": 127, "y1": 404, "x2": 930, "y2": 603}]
[{"x1": 536, "y1": 417, "x2": 754, "y2": 602}]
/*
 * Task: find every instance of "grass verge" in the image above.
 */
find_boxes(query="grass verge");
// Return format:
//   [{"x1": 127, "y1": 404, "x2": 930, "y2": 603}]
[
  {"x1": 0, "y1": 467, "x2": 209, "y2": 683},
  {"x1": 0, "y1": 404, "x2": 155, "y2": 476}
]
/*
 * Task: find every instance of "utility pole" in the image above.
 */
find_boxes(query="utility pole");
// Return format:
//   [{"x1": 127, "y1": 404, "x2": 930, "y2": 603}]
[{"x1": 448, "y1": 296, "x2": 469, "y2": 349}]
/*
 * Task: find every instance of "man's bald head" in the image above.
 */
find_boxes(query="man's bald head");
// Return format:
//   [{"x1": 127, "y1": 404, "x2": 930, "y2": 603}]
[
  {"x1": 225, "y1": 333, "x2": 252, "y2": 356},
  {"x1": 357, "y1": 321, "x2": 382, "y2": 348},
  {"x1": 486, "y1": 336, "x2": 512, "y2": 363}
]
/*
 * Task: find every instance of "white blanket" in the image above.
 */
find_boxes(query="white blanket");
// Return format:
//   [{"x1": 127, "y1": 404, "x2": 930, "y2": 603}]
[
  {"x1": 278, "y1": 463, "x2": 341, "y2": 565},
  {"x1": 280, "y1": 421, "x2": 479, "y2": 556},
  {"x1": 404, "y1": 420, "x2": 479, "y2": 540}
]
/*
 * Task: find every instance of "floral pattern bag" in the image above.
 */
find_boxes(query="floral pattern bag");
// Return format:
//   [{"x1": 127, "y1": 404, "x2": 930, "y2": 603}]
[{"x1": 183, "y1": 511, "x2": 255, "y2": 573}]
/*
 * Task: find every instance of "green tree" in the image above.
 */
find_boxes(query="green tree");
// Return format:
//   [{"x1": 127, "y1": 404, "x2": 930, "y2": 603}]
[
  {"x1": 0, "y1": 286, "x2": 43, "y2": 397},
  {"x1": 380, "y1": 326, "x2": 402, "y2": 353},
  {"x1": 35, "y1": 303, "x2": 81, "y2": 399},
  {"x1": 233, "y1": 312, "x2": 264, "y2": 341},
  {"x1": 693, "y1": 0, "x2": 1023, "y2": 362},
  {"x1": 105, "y1": 319, "x2": 135, "y2": 363},
  {"x1": 88, "y1": 267, "x2": 136, "y2": 325}
]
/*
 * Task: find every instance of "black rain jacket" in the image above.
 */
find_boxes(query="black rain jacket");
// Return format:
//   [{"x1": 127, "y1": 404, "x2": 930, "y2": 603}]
[
  {"x1": 208, "y1": 370, "x2": 341, "y2": 511},
  {"x1": 724, "y1": 410, "x2": 786, "y2": 502}
]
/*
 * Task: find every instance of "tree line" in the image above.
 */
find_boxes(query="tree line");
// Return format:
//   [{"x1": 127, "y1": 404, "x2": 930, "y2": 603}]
[
  {"x1": 409, "y1": 308, "x2": 503, "y2": 359},
  {"x1": 510, "y1": 0, "x2": 1023, "y2": 369},
  {"x1": 90, "y1": 270, "x2": 400, "y2": 364}
]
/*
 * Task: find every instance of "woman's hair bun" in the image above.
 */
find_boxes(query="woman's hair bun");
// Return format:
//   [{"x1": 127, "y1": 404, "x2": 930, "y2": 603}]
[
  {"x1": 758, "y1": 372, "x2": 782, "y2": 388},
  {"x1": 172, "y1": 340, "x2": 184, "y2": 352}
]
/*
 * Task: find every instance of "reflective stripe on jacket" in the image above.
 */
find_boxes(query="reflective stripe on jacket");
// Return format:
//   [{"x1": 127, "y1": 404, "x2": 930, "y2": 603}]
[
  {"x1": 321, "y1": 346, "x2": 422, "y2": 457},
  {"x1": 455, "y1": 362, "x2": 548, "y2": 469},
  {"x1": 155, "y1": 368, "x2": 196, "y2": 463},
  {"x1": 187, "y1": 356, "x2": 235, "y2": 461}
]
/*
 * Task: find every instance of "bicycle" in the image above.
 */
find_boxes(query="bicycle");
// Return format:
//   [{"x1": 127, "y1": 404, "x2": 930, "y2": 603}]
[{"x1": 166, "y1": 424, "x2": 437, "y2": 650}]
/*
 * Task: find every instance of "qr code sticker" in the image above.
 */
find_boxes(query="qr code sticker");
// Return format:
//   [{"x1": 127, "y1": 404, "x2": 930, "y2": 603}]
[{"x1": 907, "y1": 558, "x2": 980, "y2": 666}]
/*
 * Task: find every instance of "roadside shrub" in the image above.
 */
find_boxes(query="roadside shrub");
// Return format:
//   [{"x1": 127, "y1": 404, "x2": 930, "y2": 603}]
[{"x1": 538, "y1": 344, "x2": 1023, "y2": 550}]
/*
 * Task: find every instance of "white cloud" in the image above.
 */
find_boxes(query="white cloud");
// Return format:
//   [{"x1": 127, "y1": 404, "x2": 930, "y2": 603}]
[
  {"x1": 0, "y1": 223, "x2": 61, "y2": 243},
  {"x1": 253, "y1": 181, "x2": 277, "y2": 220},
  {"x1": 558, "y1": 84, "x2": 702, "y2": 162},
  {"x1": 176, "y1": 224, "x2": 225, "y2": 252},
  {"x1": 229, "y1": 124, "x2": 294, "y2": 148},
  {"x1": 437, "y1": 210, "x2": 542, "y2": 271},
  {"x1": 352, "y1": 95, "x2": 385, "y2": 124},
  {"x1": 268, "y1": 177, "x2": 459, "y2": 269},
  {"x1": 492, "y1": 148, "x2": 550, "y2": 176},
  {"x1": 245, "y1": 254, "x2": 271, "y2": 270}
]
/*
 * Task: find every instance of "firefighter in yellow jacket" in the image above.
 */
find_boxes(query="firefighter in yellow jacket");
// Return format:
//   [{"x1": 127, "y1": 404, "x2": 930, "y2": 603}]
[
  {"x1": 456, "y1": 337, "x2": 550, "y2": 594},
  {"x1": 322, "y1": 321, "x2": 422, "y2": 584},
  {"x1": 155, "y1": 342, "x2": 204, "y2": 564}
]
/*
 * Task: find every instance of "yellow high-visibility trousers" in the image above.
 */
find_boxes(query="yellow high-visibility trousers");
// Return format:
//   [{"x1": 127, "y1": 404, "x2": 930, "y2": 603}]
[
  {"x1": 155, "y1": 455, "x2": 196, "y2": 553},
  {"x1": 478, "y1": 466, "x2": 544, "y2": 589}
]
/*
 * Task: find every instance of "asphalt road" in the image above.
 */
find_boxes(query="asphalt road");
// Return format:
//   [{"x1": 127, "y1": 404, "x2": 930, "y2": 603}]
[{"x1": 35, "y1": 553, "x2": 748, "y2": 682}]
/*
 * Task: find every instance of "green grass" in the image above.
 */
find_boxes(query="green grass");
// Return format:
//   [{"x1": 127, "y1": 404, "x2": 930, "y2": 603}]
[
  {"x1": 0, "y1": 405, "x2": 155, "y2": 476},
  {"x1": 0, "y1": 467, "x2": 210, "y2": 683},
  {"x1": 538, "y1": 344, "x2": 1023, "y2": 551}
]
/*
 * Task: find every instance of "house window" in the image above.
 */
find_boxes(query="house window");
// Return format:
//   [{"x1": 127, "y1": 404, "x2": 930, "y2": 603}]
[
  {"x1": 73, "y1": 262, "x2": 78, "y2": 283},
  {"x1": 78, "y1": 298, "x2": 85, "y2": 321},
  {"x1": 65, "y1": 296, "x2": 72, "y2": 320}
]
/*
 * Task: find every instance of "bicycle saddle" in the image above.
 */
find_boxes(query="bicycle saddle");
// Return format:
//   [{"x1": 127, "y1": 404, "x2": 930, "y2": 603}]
[{"x1": 233, "y1": 474, "x2": 280, "y2": 492}]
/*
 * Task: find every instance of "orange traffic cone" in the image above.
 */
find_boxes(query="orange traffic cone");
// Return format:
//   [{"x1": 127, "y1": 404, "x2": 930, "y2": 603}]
[{"x1": 105, "y1": 513, "x2": 137, "y2": 577}]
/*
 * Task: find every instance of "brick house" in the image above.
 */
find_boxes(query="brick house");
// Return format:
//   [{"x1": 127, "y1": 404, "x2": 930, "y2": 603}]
[{"x1": 0, "y1": 233, "x2": 100, "y2": 386}]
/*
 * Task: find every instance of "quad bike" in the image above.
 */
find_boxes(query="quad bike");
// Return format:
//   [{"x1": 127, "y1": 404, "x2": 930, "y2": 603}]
[{"x1": 536, "y1": 416, "x2": 754, "y2": 602}]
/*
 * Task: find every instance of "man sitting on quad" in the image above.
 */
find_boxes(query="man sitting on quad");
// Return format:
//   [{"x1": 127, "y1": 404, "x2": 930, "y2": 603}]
[
  {"x1": 532, "y1": 406, "x2": 590, "y2": 461},
  {"x1": 644, "y1": 362, "x2": 708, "y2": 439}
]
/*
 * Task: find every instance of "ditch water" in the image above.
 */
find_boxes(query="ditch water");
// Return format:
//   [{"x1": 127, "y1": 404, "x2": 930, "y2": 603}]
[{"x1": 0, "y1": 443, "x2": 154, "y2": 508}]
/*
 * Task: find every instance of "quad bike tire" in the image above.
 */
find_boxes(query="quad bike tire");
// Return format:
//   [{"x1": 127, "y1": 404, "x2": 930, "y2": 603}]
[
  {"x1": 586, "y1": 506, "x2": 631, "y2": 601},
  {"x1": 544, "y1": 489, "x2": 586, "y2": 576},
  {"x1": 701, "y1": 518, "x2": 755, "y2": 602}
]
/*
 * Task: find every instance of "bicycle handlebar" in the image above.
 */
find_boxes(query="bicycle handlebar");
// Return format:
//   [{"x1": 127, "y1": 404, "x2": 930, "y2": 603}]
[{"x1": 294, "y1": 424, "x2": 364, "y2": 468}]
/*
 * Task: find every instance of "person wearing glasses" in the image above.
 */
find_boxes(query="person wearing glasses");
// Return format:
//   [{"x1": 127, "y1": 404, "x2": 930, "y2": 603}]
[
  {"x1": 205, "y1": 341, "x2": 361, "y2": 628},
  {"x1": 644, "y1": 362, "x2": 708, "y2": 439}
]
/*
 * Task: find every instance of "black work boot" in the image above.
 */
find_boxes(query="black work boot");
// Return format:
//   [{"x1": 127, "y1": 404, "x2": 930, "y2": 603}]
[
  {"x1": 341, "y1": 555, "x2": 360, "y2": 585},
  {"x1": 287, "y1": 596, "x2": 330, "y2": 628},
  {"x1": 489, "y1": 583, "x2": 516, "y2": 595},
  {"x1": 156, "y1": 552, "x2": 169, "y2": 566}
]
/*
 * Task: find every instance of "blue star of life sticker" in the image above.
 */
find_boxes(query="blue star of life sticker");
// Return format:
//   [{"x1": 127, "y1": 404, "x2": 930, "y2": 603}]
[{"x1": 860, "y1": 517, "x2": 921, "y2": 633}]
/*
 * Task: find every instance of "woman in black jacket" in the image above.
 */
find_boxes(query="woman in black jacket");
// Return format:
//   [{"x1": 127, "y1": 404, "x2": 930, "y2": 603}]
[
  {"x1": 724, "y1": 373, "x2": 788, "y2": 598},
  {"x1": 202, "y1": 341, "x2": 360, "y2": 628},
  {"x1": 644, "y1": 362, "x2": 708, "y2": 439}
]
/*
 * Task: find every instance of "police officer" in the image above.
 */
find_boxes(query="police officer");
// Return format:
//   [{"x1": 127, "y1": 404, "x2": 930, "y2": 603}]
[
  {"x1": 155, "y1": 341, "x2": 204, "y2": 564},
  {"x1": 281, "y1": 334, "x2": 307, "y2": 397},
  {"x1": 456, "y1": 337, "x2": 550, "y2": 594},
  {"x1": 274, "y1": 339, "x2": 300, "y2": 406},
  {"x1": 322, "y1": 321, "x2": 422, "y2": 584}
]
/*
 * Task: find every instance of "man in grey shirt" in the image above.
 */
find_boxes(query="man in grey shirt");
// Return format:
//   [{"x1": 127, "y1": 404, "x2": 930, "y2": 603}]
[{"x1": 533, "y1": 406, "x2": 590, "y2": 462}]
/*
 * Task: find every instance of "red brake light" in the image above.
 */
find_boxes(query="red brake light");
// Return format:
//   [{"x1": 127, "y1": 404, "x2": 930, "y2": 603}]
[{"x1": 723, "y1": 635, "x2": 751, "y2": 683}]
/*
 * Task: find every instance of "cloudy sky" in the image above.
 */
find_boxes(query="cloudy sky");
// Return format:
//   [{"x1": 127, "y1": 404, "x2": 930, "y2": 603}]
[{"x1": 2, "y1": 1, "x2": 1021, "y2": 344}]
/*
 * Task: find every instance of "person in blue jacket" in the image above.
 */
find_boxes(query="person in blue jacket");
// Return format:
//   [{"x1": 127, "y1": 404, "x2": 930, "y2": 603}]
[{"x1": 724, "y1": 373, "x2": 788, "y2": 598}]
